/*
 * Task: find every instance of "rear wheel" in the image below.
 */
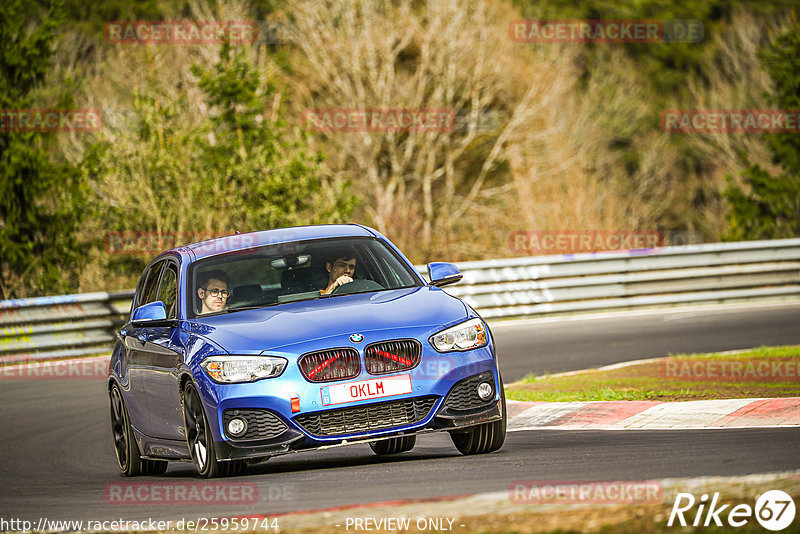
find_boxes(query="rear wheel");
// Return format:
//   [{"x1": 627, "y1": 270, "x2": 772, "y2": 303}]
[
  {"x1": 110, "y1": 383, "x2": 141, "y2": 476},
  {"x1": 183, "y1": 383, "x2": 245, "y2": 478},
  {"x1": 450, "y1": 380, "x2": 507, "y2": 455},
  {"x1": 110, "y1": 383, "x2": 167, "y2": 476},
  {"x1": 369, "y1": 435, "x2": 416, "y2": 455}
]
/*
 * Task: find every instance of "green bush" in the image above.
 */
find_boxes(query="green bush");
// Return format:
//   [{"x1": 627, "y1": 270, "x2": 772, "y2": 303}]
[
  {"x1": 0, "y1": 0, "x2": 88, "y2": 298},
  {"x1": 724, "y1": 19, "x2": 800, "y2": 240}
]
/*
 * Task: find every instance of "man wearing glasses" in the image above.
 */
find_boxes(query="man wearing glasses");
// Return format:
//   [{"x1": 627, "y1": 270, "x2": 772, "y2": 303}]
[
  {"x1": 197, "y1": 270, "x2": 230, "y2": 315},
  {"x1": 321, "y1": 249, "x2": 357, "y2": 295}
]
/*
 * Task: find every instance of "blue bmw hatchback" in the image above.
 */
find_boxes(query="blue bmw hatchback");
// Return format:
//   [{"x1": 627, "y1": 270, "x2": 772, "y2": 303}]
[{"x1": 109, "y1": 224, "x2": 505, "y2": 478}]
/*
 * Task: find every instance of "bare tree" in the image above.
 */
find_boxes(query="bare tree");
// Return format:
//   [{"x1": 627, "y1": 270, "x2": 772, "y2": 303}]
[{"x1": 283, "y1": 0, "x2": 573, "y2": 258}]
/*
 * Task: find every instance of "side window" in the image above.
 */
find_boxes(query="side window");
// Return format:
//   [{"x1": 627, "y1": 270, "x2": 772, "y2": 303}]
[
  {"x1": 157, "y1": 264, "x2": 178, "y2": 319},
  {"x1": 137, "y1": 260, "x2": 165, "y2": 308}
]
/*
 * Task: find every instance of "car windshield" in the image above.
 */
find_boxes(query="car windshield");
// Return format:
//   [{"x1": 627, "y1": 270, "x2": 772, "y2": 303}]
[{"x1": 188, "y1": 237, "x2": 422, "y2": 318}]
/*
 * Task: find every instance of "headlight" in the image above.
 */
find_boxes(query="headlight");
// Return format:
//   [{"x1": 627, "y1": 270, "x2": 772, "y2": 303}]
[
  {"x1": 429, "y1": 318, "x2": 488, "y2": 352},
  {"x1": 201, "y1": 355, "x2": 287, "y2": 383}
]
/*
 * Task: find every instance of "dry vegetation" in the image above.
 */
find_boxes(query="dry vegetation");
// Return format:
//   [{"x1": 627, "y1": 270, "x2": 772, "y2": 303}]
[{"x1": 46, "y1": 0, "x2": 793, "y2": 291}]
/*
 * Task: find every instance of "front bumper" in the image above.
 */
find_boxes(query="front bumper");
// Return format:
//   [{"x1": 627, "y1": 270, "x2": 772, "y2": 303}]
[
  {"x1": 211, "y1": 367, "x2": 502, "y2": 461},
  {"x1": 213, "y1": 392, "x2": 503, "y2": 461},
  {"x1": 195, "y1": 328, "x2": 502, "y2": 461}
]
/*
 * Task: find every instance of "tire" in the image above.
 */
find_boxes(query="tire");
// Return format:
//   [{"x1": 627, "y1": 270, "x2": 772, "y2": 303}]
[
  {"x1": 183, "y1": 383, "x2": 246, "y2": 478},
  {"x1": 143, "y1": 459, "x2": 168, "y2": 475},
  {"x1": 110, "y1": 383, "x2": 170, "y2": 476},
  {"x1": 369, "y1": 435, "x2": 416, "y2": 455},
  {"x1": 450, "y1": 380, "x2": 507, "y2": 455},
  {"x1": 110, "y1": 383, "x2": 144, "y2": 476}
]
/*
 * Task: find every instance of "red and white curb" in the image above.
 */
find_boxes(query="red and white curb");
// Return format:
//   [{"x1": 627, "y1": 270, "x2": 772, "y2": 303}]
[
  {"x1": 255, "y1": 470, "x2": 800, "y2": 531},
  {"x1": 1, "y1": 357, "x2": 798, "y2": 430},
  {"x1": 507, "y1": 397, "x2": 800, "y2": 431}
]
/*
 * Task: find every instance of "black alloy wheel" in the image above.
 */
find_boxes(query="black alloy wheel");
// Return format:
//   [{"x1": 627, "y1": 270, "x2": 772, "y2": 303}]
[
  {"x1": 183, "y1": 383, "x2": 245, "y2": 477},
  {"x1": 110, "y1": 383, "x2": 167, "y2": 476}
]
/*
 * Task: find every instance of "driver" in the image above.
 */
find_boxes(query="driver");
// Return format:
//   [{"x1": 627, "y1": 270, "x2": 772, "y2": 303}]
[
  {"x1": 197, "y1": 270, "x2": 230, "y2": 314},
  {"x1": 321, "y1": 249, "x2": 356, "y2": 295}
]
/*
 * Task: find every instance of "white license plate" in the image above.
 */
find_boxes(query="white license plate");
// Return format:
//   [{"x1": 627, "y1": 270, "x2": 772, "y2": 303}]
[{"x1": 320, "y1": 374, "x2": 412, "y2": 406}]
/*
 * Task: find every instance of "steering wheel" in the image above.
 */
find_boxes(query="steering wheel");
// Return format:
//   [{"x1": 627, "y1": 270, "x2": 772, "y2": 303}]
[{"x1": 330, "y1": 278, "x2": 385, "y2": 295}]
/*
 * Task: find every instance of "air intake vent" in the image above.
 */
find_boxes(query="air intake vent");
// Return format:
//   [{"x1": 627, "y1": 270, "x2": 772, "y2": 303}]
[
  {"x1": 365, "y1": 339, "x2": 421, "y2": 375},
  {"x1": 443, "y1": 372, "x2": 496, "y2": 411},
  {"x1": 298, "y1": 348, "x2": 360, "y2": 382},
  {"x1": 222, "y1": 409, "x2": 287, "y2": 440},
  {"x1": 294, "y1": 396, "x2": 437, "y2": 437}
]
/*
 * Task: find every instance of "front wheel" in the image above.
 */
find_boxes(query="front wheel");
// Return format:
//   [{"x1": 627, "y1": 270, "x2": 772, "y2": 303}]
[
  {"x1": 369, "y1": 435, "x2": 416, "y2": 455},
  {"x1": 450, "y1": 380, "x2": 507, "y2": 455},
  {"x1": 183, "y1": 383, "x2": 245, "y2": 478}
]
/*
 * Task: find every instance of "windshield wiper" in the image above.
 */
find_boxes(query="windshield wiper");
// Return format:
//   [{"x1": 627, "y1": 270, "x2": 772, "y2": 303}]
[
  {"x1": 319, "y1": 286, "x2": 411, "y2": 298},
  {"x1": 225, "y1": 303, "x2": 280, "y2": 312}
]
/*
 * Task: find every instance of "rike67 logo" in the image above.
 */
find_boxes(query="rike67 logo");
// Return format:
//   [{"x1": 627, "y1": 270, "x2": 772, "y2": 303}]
[{"x1": 668, "y1": 490, "x2": 796, "y2": 531}]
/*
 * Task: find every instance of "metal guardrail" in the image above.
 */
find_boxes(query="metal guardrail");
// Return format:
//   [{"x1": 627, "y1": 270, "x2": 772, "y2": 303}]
[
  {"x1": 437, "y1": 238, "x2": 800, "y2": 318},
  {"x1": 0, "y1": 291, "x2": 134, "y2": 364},
  {"x1": 1, "y1": 239, "x2": 799, "y2": 364}
]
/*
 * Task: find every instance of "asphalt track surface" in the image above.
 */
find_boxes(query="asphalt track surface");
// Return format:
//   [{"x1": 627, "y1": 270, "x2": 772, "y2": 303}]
[
  {"x1": 1, "y1": 302, "x2": 799, "y2": 523},
  {"x1": 492, "y1": 302, "x2": 800, "y2": 381}
]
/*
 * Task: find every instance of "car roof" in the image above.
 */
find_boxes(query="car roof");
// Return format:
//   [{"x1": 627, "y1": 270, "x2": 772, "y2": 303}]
[{"x1": 167, "y1": 224, "x2": 379, "y2": 262}]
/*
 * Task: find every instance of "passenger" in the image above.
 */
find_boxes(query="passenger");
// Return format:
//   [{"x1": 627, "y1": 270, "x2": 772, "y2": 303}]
[
  {"x1": 321, "y1": 249, "x2": 357, "y2": 295},
  {"x1": 197, "y1": 270, "x2": 230, "y2": 314}
]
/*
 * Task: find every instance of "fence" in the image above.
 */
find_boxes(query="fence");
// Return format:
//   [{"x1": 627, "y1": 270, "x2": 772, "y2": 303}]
[
  {"x1": 438, "y1": 238, "x2": 800, "y2": 318},
  {"x1": 0, "y1": 292, "x2": 133, "y2": 364},
  {"x1": 1, "y1": 239, "x2": 799, "y2": 364}
]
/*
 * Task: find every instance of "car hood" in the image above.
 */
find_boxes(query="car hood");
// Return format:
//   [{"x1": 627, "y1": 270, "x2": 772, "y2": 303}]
[{"x1": 185, "y1": 286, "x2": 467, "y2": 353}]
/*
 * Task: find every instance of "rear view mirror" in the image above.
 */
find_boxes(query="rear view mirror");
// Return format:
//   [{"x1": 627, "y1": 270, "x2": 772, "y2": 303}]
[
  {"x1": 131, "y1": 301, "x2": 174, "y2": 327},
  {"x1": 427, "y1": 262, "x2": 463, "y2": 287},
  {"x1": 270, "y1": 254, "x2": 311, "y2": 269}
]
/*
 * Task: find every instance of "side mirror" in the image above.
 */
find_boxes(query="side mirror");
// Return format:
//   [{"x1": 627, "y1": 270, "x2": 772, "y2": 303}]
[
  {"x1": 131, "y1": 301, "x2": 173, "y2": 327},
  {"x1": 427, "y1": 262, "x2": 463, "y2": 287}
]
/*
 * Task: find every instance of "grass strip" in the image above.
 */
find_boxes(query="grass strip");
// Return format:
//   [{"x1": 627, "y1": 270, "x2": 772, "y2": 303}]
[{"x1": 506, "y1": 345, "x2": 800, "y2": 402}]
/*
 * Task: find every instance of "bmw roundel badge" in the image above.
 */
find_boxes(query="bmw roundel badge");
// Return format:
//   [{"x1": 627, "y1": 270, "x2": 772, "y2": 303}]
[{"x1": 349, "y1": 333, "x2": 364, "y2": 343}]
